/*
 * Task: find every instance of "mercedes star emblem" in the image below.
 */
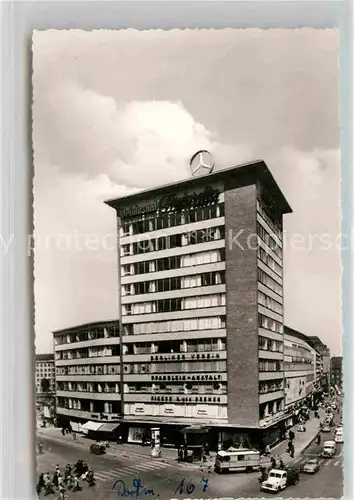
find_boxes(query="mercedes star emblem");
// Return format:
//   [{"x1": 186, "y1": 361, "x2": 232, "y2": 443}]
[{"x1": 189, "y1": 150, "x2": 215, "y2": 177}]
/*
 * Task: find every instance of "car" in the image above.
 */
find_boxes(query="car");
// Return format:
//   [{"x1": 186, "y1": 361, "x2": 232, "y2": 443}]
[
  {"x1": 336, "y1": 426, "x2": 343, "y2": 433},
  {"x1": 321, "y1": 440, "x2": 336, "y2": 458},
  {"x1": 261, "y1": 469, "x2": 287, "y2": 493},
  {"x1": 297, "y1": 424, "x2": 306, "y2": 432},
  {"x1": 335, "y1": 431, "x2": 344, "y2": 444},
  {"x1": 322, "y1": 425, "x2": 331, "y2": 433},
  {"x1": 303, "y1": 458, "x2": 320, "y2": 474},
  {"x1": 89, "y1": 443, "x2": 106, "y2": 455}
]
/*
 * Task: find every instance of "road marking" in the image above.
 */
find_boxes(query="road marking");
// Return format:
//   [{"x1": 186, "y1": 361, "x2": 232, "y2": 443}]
[{"x1": 132, "y1": 463, "x2": 164, "y2": 471}]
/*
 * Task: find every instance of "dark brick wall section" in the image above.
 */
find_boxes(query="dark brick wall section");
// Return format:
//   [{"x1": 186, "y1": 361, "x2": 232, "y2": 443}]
[{"x1": 225, "y1": 184, "x2": 259, "y2": 427}]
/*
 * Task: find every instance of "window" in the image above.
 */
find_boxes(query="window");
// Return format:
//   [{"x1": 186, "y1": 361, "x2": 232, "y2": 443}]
[{"x1": 131, "y1": 316, "x2": 226, "y2": 335}]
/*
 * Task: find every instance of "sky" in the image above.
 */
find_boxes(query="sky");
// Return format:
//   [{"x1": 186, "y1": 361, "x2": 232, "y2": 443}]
[{"x1": 32, "y1": 29, "x2": 341, "y2": 356}]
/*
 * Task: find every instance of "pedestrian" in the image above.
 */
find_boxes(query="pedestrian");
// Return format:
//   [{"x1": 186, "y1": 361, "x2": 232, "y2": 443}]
[
  {"x1": 43, "y1": 473, "x2": 54, "y2": 496},
  {"x1": 265, "y1": 444, "x2": 271, "y2": 456},
  {"x1": 289, "y1": 430, "x2": 295, "y2": 441},
  {"x1": 270, "y1": 456, "x2": 276, "y2": 469},
  {"x1": 290, "y1": 443, "x2": 295, "y2": 458},
  {"x1": 72, "y1": 431, "x2": 76, "y2": 441},
  {"x1": 36, "y1": 473, "x2": 45, "y2": 496},
  {"x1": 177, "y1": 445, "x2": 183, "y2": 463},
  {"x1": 72, "y1": 475, "x2": 82, "y2": 492},
  {"x1": 38, "y1": 442, "x2": 44, "y2": 455},
  {"x1": 87, "y1": 468, "x2": 95, "y2": 488},
  {"x1": 316, "y1": 434, "x2": 321, "y2": 445},
  {"x1": 279, "y1": 459, "x2": 285, "y2": 470},
  {"x1": 61, "y1": 427, "x2": 65, "y2": 436}
]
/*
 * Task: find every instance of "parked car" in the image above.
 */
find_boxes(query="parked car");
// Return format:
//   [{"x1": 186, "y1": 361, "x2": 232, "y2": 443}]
[
  {"x1": 303, "y1": 458, "x2": 320, "y2": 474},
  {"x1": 334, "y1": 430, "x2": 344, "y2": 444},
  {"x1": 297, "y1": 424, "x2": 306, "y2": 432}
]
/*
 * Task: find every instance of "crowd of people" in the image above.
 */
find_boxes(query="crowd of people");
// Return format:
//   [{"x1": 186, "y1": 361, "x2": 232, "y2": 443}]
[{"x1": 37, "y1": 461, "x2": 95, "y2": 498}]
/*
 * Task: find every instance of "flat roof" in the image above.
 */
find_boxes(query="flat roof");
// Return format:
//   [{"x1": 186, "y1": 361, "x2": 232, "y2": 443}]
[
  {"x1": 52, "y1": 319, "x2": 119, "y2": 336},
  {"x1": 104, "y1": 160, "x2": 292, "y2": 214}
]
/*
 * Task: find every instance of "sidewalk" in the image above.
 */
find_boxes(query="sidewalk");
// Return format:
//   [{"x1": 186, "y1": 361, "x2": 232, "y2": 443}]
[
  {"x1": 269, "y1": 408, "x2": 324, "y2": 465},
  {"x1": 36, "y1": 426, "x2": 178, "y2": 463},
  {"x1": 37, "y1": 409, "x2": 324, "y2": 468}
]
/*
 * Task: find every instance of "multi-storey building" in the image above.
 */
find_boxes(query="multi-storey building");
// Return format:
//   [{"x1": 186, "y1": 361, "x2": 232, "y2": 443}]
[
  {"x1": 105, "y1": 159, "x2": 292, "y2": 447},
  {"x1": 36, "y1": 353, "x2": 55, "y2": 394},
  {"x1": 54, "y1": 320, "x2": 121, "y2": 429},
  {"x1": 282, "y1": 327, "x2": 317, "y2": 424},
  {"x1": 308, "y1": 336, "x2": 331, "y2": 392},
  {"x1": 330, "y1": 356, "x2": 342, "y2": 391}
]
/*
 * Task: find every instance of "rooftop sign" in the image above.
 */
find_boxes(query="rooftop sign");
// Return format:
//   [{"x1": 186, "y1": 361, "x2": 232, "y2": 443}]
[{"x1": 117, "y1": 186, "x2": 220, "y2": 220}]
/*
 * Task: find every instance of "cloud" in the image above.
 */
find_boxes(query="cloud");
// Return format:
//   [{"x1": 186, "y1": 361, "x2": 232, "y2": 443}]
[{"x1": 32, "y1": 29, "x2": 341, "y2": 355}]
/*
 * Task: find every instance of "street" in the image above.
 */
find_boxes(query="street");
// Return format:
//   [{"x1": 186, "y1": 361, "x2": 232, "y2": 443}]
[
  {"x1": 37, "y1": 400, "x2": 343, "y2": 499},
  {"x1": 37, "y1": 437, "x2": 343, "y2": 499}
]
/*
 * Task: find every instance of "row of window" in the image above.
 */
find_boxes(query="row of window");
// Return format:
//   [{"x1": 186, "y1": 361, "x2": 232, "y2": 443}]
[
  {"x1": 284, "y1": 355, "x2": 313, "y2": 364},
  {"x1": 258, "y1": 269, "x2": 282, "y2": 297},
  {"x1": 122, "y1": 294, "x2": 226, "y2": 316},
  {"x1": 258, "y1": 313, "x2": 283, "y2": 334},
  {"x1": 121, "y1": 226, "x2": 225, "y2": 257},
  {"x1": 57, "y1": 382, "x2": 120, "y2": 393},
  {"x1": 123, "y1": 316, "x2": 226, "y2": 336},
  {"x1": 54, "y1": 325, "x2": 120, "y2": 346},
  {"x1": 122, "y1": 338, "x2": 226, "y2": 355},
  {"x1": 257, "y1": 223, "x2": 282, "y2": 258},
  {"x1": 57, "y1": 364, "x2": 120, "y2": 376},
  {"x1": 123, "y1": 271, "x2": 225, "y2": 296},
  {"x1": 257, "y1": 246, "x2": 282, "y2": 277},
  {"x1": 57, "y1": 398, "x2": 121, "y2": 414},
  {"x1": 55, "y1": 345, "x2": 120, "y2": 361},
  {"x1": 126, "y1": 382, "x2": 226, "y2": 394},
  {"x1": 121, "y1": 204, "x2": 225, "y2": 236},
  {"x1": 259, "y1": 381, "x2": 284, "y2": 394},
  {"x1": 122, "y1": 249, "x2": 225, "y2": 276},
  {"x1": 257, "y1": 200, "x2": 282, "y2": 236},
  {"x1": 259, "y1": 360, "x2": 283, "y2": 372},
  {"x1": 150, "y1": 361, "x2": 227, "y2": 373},
  {"x1": 258, "y1": 291, "x2": 283, "y2": 316},
  {"x1": 258, "y1": 336, "x2": 283, "y2": 353},
  {"x1": 259, "y1": 398, "x2": 284, "y2": 419}
]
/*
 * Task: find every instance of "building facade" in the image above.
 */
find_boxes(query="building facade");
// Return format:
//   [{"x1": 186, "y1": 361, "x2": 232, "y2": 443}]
[
  {"x1": 330, "y1": 356, "x2": 342, "y2": 391},
  {"x1": 36, "y1": 353, "x2": 55, "y2": 394},
  {"x1": 105, "y1": 159, "x2": 292, "y2": 447},
  {"x1": 282, "y1": 327, "x2": 317, "y2": 424},
  {"x1": 53, "y1": 320, "x2": 121, "y2": 427},
  {"x1": 307, "y1": 336, "x2": 331, "y2": 392}
]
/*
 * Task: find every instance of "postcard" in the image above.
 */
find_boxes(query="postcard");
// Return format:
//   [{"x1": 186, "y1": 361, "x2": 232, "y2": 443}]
[{"x1": 32, "y1": 28, "x2": 342, "y2": 499}]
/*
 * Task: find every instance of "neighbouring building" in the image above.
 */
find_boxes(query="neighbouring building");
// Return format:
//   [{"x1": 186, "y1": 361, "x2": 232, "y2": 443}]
[
  {"x1": 36, "y1": 353, "x2": 55, "y2": 394},
  {"x1": 54, "y1": 320, "x2": 121, "y2": 433},
  {"x1": 104, "y1": 158, "x2": 293, "y2": 448},
  {"x1": 307, "y1": 336, "x2": 331, "y2": 392},
  {"x1": 330, "y1": 356, "x2": 342, "y2": 391},
  {"x1": 282, "y1": 327, "x2": 317, "y2": 425}
]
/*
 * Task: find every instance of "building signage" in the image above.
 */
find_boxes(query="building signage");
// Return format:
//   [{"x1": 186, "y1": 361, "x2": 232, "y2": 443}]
[{"x1": 117, "y1": 186, "x2": 220, "y2": 220}]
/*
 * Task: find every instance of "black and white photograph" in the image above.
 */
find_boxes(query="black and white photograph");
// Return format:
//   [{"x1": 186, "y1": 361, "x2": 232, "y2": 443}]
[{"x1": 32, "y1": 28, "x2": 342, "y2": 499}]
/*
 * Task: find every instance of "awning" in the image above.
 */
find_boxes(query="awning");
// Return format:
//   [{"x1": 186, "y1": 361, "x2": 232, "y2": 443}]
[
  {"x1": 97, "y1": 422, "x2": 120, "y2": 433},
  {"x1": 81, "y1": 421, "x2": 104, "y2": 433},
  {"x1": 180, "y1": 425, "x2": 210, "y2": 434}
]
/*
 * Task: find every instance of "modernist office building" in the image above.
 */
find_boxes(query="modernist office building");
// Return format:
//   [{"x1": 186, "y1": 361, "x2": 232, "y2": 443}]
[
  {"x1": 54, "y1": 320, "x2": 121, "y2": 429},
  {"x1": 105, "y1": 158, "x2": 292, "y2": 447},
  {"x1": 282, "y1": 327, "x2": 319, "y2": 426}
]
